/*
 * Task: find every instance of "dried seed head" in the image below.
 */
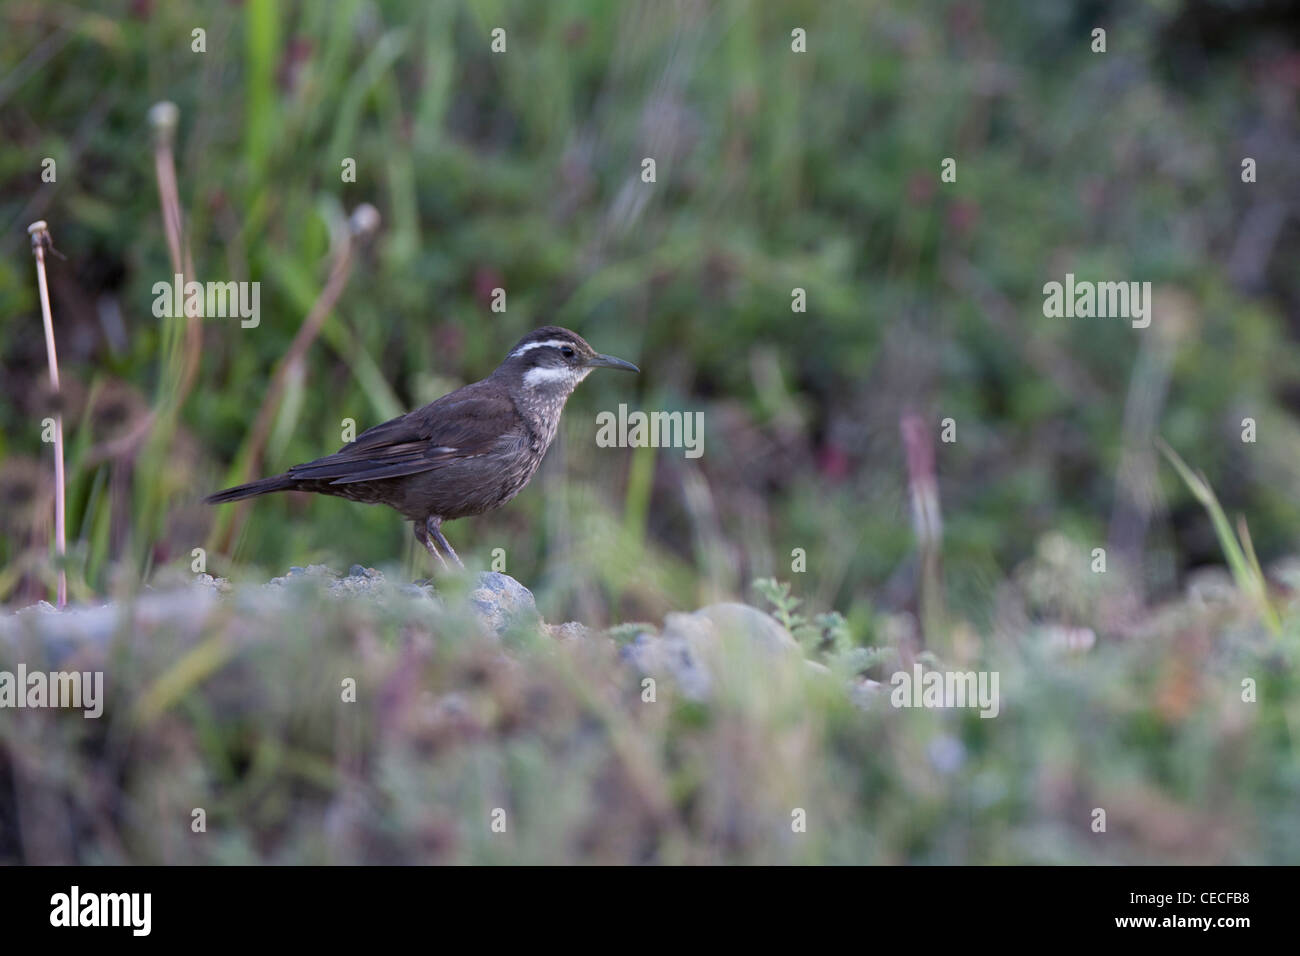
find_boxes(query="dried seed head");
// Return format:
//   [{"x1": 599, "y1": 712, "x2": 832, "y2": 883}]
[
  {"x1": 148, "y1": 101, "x2": 180, "y2": 145},
  {"x1": 350, "y1": 203, "x2": 381, "y2": 240},
  {"x1": 27, "y1": 220, "x2": 50, "y2": 252}
]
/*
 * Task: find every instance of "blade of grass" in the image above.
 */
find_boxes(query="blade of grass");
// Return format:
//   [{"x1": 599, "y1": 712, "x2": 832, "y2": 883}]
[
  {"x1": 244, "y1": 0, "x2": 280, "y2": 180},
  {"x1": 1157, "y1": 438, "x2": 1280, "y2": 635},
  {"x1": 133, "y1": 634, "x2": 236, "y2": 725}
]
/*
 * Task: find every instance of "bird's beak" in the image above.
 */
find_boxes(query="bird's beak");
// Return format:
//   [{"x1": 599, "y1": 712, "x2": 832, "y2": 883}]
[{"x1": 586, "y1": 353, "x2": 639, "y2": 373}]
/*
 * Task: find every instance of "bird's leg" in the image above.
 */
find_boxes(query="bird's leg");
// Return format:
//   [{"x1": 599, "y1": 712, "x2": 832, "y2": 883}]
[
  {"x1": 413, "y1": 519, "x2": 449, "y2": 571},
  {"x1": 426, "y1": 515, "x2": 464, "y2": 569}
]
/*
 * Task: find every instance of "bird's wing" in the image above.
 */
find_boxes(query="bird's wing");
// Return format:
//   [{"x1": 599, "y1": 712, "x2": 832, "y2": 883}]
[{"x1": 286, "y1": 384, "x2": 514, "y2": 486}]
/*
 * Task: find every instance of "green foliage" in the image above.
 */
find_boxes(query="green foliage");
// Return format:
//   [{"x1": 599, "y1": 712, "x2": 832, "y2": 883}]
[
  {"x1": 2, "y1": 0, "x2": 1298, "y2": 624},
  {"x1": 2, "y1": 0, "x2": 1300, "y2": 866},
  {"x1": 1158, "y1": 438, "x2": 1281, "y2": 637},
  {"x1": 753, "y1": 577, "x2": 804, "y2": 634},
  {"x1": 754, "y1": 576, "x2": 887, "y2": 675},
  {"x1": 1, "y1": 576, "x2": 1295, "y2": 864}
]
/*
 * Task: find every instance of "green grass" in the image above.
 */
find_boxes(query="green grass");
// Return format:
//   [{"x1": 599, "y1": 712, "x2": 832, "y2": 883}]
[
  {"x1": 2, "y1": 0, "x2": 1299, "y2": 864},
  {"x1": 1, "y1": 567, "x2": 1295, "y2": 864}
]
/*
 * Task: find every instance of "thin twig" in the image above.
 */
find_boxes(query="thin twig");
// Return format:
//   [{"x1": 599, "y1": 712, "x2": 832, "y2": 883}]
[
  {"x1": 222, "y1": 204, "x2": 381, "y2": 549},
  {"x1": 900, "y1": 410, "x2": 946, "y2": 652},
  {"x1": 149, "y1": 101, "x2": 203, "y2": 404},
  {"x1": 28, "y1": 220, "x2": 67, "y2": 608}
]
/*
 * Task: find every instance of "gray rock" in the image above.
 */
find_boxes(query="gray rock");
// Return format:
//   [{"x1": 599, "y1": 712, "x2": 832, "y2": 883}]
[
  {"x1": 548, "y1": 621, "x2": 594, "y2": 642},
  {"x1": 621, "y1": 630, "x2": 712, "y2": 699},
  {"x1": 194, "y1": 573, "x2": 232, "y2": 594},
  {"x1": 266, "y1": 564, "x2": 338, "y2": 590},
  {"x1": 665, "y1": 603, "x2": 800, "y2": 653},
  {"x1": 0, "y1": 586, "x2": 217, "y2": 661},
  {"x1": 264, "y1": 564, "x2": 402, "y2": 600},
  {"x1": 400, "y1": 582, "x2": 438, "y2": 602},
  {"x1": 5, "y1": 571, "x2": 867, "y2": 711},
  {"x1": 621, "y1": 602, "x2": 800, "y2": 700},
  {"x1": 328, "y1": 566, "x2": 385, "y2": 598},
  {"x1": 469, "y1": 572, "x2": 542, "y2": 637},
  {"x1": 850, "y1": 677, "x2": 883, "y2": 710}
]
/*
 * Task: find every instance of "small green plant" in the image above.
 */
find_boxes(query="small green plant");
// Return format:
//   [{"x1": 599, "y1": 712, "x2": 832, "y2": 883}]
[
  {"x1": 1157, "y1": 438, "x2": 1281, "y2": 636},
  {"x1": 752, "y1": 577, "x2": 804, "y2": 633},
  {"x1": 753, "y1": 577, "x2": 888, "y2": 673},
  {"x1": 605, "y1": 621, "x2": 657, "y2": 645}
]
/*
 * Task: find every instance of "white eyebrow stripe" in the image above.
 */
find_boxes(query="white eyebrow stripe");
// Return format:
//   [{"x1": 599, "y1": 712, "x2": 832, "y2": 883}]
[
  {"x1": 509, "y1": 339, "x2": 574, "y2": 357},
  {"x1": 523, "y1": 365, "x2": 577, "y2": 387}
]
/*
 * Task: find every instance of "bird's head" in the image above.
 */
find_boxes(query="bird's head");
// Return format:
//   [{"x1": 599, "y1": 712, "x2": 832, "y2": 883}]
[{"x1": 499, "y1": 326, "x2": 638, "y2": 401}]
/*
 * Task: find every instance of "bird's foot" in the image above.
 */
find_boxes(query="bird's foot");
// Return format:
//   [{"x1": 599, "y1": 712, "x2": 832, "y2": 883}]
[
  {"x1": 426, "y1": 516, "x2": 465, "y2": 570},
  {"x1": 413, "y1": 521, "x2": 450, "y2": 571}
]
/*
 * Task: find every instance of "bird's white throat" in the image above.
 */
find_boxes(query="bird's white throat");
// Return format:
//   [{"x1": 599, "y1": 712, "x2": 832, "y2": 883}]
[{"x1": 523, "y1": 365, "x2": 590, "y2": 389}]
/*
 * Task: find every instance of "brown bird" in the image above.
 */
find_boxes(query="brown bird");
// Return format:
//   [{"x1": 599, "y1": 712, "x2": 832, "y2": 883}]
[{"x1": 206, "y1": 327, "x2": 638, "y2": 568}]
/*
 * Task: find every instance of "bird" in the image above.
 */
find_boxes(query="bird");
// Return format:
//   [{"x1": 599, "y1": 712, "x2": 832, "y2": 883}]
[{"x1": 206, "y1": 326, "x2": 638, "y2": 569}]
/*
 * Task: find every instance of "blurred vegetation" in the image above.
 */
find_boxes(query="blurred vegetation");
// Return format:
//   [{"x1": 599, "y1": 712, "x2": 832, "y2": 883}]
[
  {"x1": 2, "y1": 0, "x2": 1300, "y2": 863},
  {"x1": 0, "y1": 0, "x2": 1296, "y2": 626},
  {"x1": 1, "y1": 568, "x2": 1296, "y2": 865}
]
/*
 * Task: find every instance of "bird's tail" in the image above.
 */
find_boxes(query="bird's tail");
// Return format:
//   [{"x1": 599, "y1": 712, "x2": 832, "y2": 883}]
[{"x1": 205, "y1": 473, "x2": 297, "y2": 504}]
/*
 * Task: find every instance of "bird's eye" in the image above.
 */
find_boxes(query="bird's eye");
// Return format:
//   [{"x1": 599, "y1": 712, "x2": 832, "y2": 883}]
[{"x1": 561, "y1": 346, "x2": 575, "y2": 358}]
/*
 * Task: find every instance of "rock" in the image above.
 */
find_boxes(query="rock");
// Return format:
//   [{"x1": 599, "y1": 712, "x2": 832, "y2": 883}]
[
  {"x1": 0, "y1": 587, "x2": 216, "y2": 660},
  {"x1": 548, "y1": 621, "x2": 593, "y2": 642},
  {"x1": 668, "y1": 603, "x2": 800, "y2": 653},
  {"x1": 400, "y1": 582, "x2": 438, "y2": 602},
  {"x1": 264, "y1": 564, "x2": 403, "y2": 600},
  {"x1": 6, "y1": 568, "x2": 855, "y2": 709},
  {"x1": 621, "y1": 630, "x2": 712, "y2": 699},
  {"x1": 851, "y1": 677, "x2": 883, "y2": 710},
  {"x1": 328, "y1": 566, "x2": 385, "y2": 598},
  {"x1": 469, "y1": 572, "x2": 542, "y2": 637},
  {"x1": 266, "y1": 564, "x2": 338, "y2": 590},
  {"x1": 22, "y1": 601, "x2": 60, "y2": 615},
  {"x1": 620, "y1": 602, "x2": 799, "y2": 700},
  {"x1": 194, "y1": 573, "x2": 232, "y2": 594}
]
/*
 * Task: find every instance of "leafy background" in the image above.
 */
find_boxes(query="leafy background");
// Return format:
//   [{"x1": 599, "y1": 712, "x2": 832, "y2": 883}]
[{"x1": 1, "y1": 0, "x2": 1299, "y2": 864}]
